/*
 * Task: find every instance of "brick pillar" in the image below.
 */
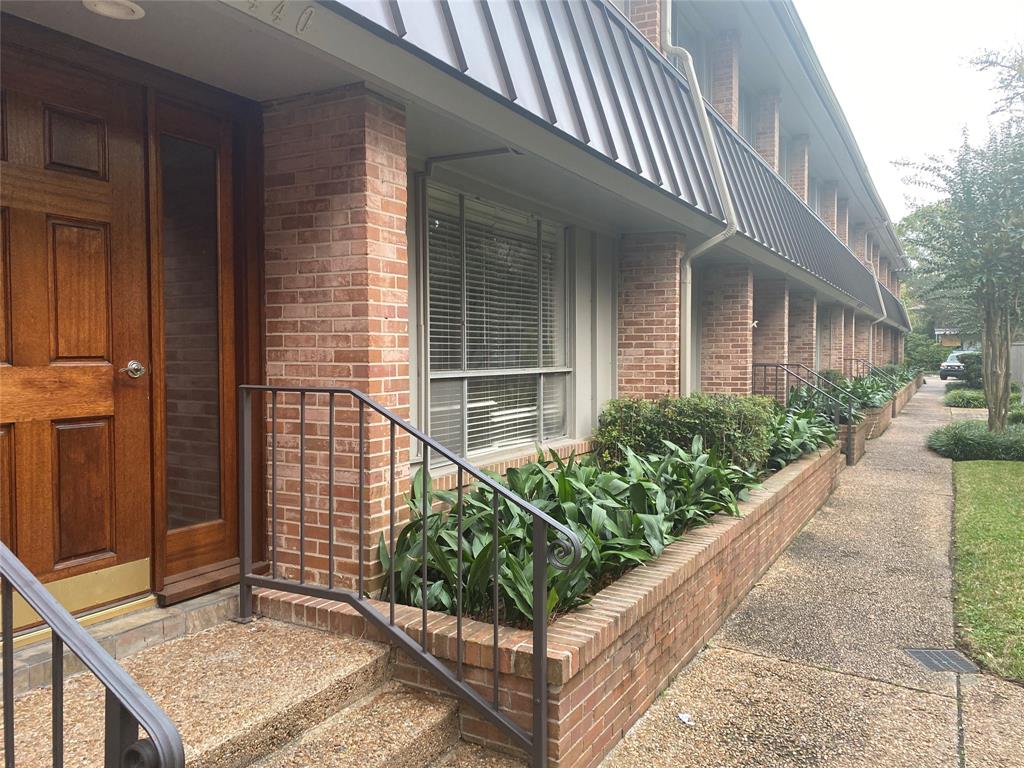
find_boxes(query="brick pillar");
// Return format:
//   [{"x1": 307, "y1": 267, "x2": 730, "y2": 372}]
[
  {"x1": 896, "y1": 332, "x2": 905, "y2": 364},
  {"x1": 754, "y1": 91, "x2": 781, "y2": 171},
  {"x1": 854, "y1": 314, "x2": 872, "y2": 367},
  {"x1": 263, "y1": 85, "x2": 409, "y2": 587},
  {"x1": 752, "y1": 276, "x2": 788, "y2": 364},
  {"x1": 699, "y1": 265, "x2": 753, "y2": 394},
  {"x1": 617, "y1": 234, "x2": 684, "y2": 398},
  {"x1": 843, "y1": 308, "x2": 856, "y2": 376},
  {"x1": 709, "y1": 31, "x2": 740, "y2": 130},
  {"x1": 827, "y1": 305, "x2": 845, "y2": 372},
  {"x1": 787, "y1": 288, "x2": 817, "y2": 369},
  {"x1": 870, "y1": 240, "x2": 881, "y2": 278},
  {"x1": 850, "y1": 223, "x2": 867, "y2": 266},
  {"x1": 786, "y1": 135, "x2": 809, "y2": 202},
  {"x1": 820, "y1": 181, "x2": 838, "y2": 233},
  {"x1": 873, "y1": 321, "x2": 884, "y2": 364},
  {"x1": 627, "y1": 0, "x2": 662, "y2": 51},
  {"x1": 836, "y1": 198, "x2": 849, "y2": 245}
]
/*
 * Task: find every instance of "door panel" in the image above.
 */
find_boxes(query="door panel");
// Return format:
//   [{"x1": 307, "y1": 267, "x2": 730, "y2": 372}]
[{"x1": 0, "y1": 48, "x2": 151, "y2": 612}]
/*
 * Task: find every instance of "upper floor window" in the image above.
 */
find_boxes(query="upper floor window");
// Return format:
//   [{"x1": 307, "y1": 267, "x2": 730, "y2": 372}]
[{"x1": 425, "y1": 185, "x2": 570, "y2": 458}]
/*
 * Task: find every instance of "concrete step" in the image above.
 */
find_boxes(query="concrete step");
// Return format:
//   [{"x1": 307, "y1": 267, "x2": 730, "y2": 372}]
[
  {"x1": 433, "y1": 743, "x2": 528, "y2": 768},
  {"x1": 253, "y1": 683, "x2": 459, "y2": 768},
  {"x1": 1, "y1": 619, "x2": 391, "y2": 767}
]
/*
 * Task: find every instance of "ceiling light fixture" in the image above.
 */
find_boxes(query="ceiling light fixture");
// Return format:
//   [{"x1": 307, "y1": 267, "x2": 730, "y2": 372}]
[{"x1": 82, "y1": 0, "x2": 145, "y2": 21}]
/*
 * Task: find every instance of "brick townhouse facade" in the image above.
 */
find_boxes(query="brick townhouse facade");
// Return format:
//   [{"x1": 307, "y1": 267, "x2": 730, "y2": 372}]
[{"x1": 0, "y1": 0, "x2": 908, "y2": 652}]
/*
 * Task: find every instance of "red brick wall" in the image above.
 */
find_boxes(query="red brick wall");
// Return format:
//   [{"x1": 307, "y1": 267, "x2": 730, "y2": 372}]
[
  {"x1": 754, "y1": 92, "x2": 781, "y2": 171},
  {"x1": 786, "y1": 135, "x2": 809, "y2": 202},
  {"x1": 896, "y1": 331, "x2": 905, "y2": 364},
  {"x1": 626, "y1": 0, "x2": 662, "y2": 50},
  {"x1": 752, "y1": 276, "x2": 787, "y2": 364},
  {"x1": 699, "y1": 264, "x2": 753, "y2": 394},
  {"x1": 854, "y1": 313, "x2": 871, "y2": 365},
  {"x1": 787, "y1": 289, "x2": 817, "y2": 370},
  {"x1": 850, "y1": 223, "x2": 867, "y2": 267},
  {"x1": 617, "y1": 234, "x2": 684, "y2": 398},
  {"x1": 843, "y1": 308, "x2": 856, "y2": 376},
  {"x1": 262, "y1": 84, "x2": 410, "y2": 588},
  {"x1": 820, "y1": 181, "x2": 838, "y2": 233},
  {"x1": 826, "y1": 304, "x2": 845, "y2": 372},
  {"x1": 709, "y1": 31, "x2": 740, "y2": 130}
]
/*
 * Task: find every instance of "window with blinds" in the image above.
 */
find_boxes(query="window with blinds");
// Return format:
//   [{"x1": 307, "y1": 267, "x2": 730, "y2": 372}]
[{"x1": 426, "y1": 185, "x2": 570, "y2": 457}]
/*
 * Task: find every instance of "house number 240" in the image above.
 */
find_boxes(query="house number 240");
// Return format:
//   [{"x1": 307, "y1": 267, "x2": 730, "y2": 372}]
[{"x1": 248, "y1": 1, "x2": 315, "y2": 34}]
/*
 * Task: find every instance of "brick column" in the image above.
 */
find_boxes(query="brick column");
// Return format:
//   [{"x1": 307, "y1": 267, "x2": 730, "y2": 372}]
[
  {"x1": 617, "y1": 234, "x2": 684, "y2": 398},
  {"x1": 699, "y1": 265, "x2": 753, "y2": 394},
  {"x1": 263, "y1": 85, "x2": 409, "y2": 588},
  {"x1": 870, "y1": 240, "x2": 881, "y2": 278},
  {"x1": 752, "y1": 276, "x2": 788, "y2": 365},
  {"x1": 709, "y1": 31, "x2": 740, "y2": 130},
  {"x1": 754, "y1": 91, "x2": 781, "y2": 171},
  {"x1": 854, "y1": 314, "x2": 872, "y2": 365},
  {"x1": 786, "y1": 135, "x2": 810, "y2": 202},
  {"x1": 843, "y1": 308, "x2": 856, "y2": 376},
  {"x1": 627, "y1": 0, "x2": 663, "y2": 51},
  {"x1": 896, "y1": 332, "x2": 905, "y2": 364},
  {"x1": 873, "y1": 322, "x2": 884, "y2": 364},
  {"x1": 836, "y1": 198, "x2": 849, "y2": 245},
  {"x1": 827, "y1": 305, "x2": 845, "y2": 372},
  {"x1": 850, "y1": 223, "x2": 868, "y2": 267},
  {"x1": 820, "y1": 181, "x2": 838, "y2": 233},
  {"x1": 787, "y1": 288, "x2": 817, "y2": 370}
]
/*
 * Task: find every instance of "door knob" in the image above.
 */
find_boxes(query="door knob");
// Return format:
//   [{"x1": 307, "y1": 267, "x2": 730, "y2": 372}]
[{"x1": 119, "y1": 360, "x2": 147, "y2": 378}]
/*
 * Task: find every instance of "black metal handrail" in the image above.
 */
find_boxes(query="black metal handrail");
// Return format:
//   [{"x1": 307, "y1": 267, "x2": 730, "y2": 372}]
[
  {"x1": 844, "y1": 357, "x2": 900, "y2": 416},
  {"x1": 752, "y1": 363, "x2": 855, "y2": 465},
  {"x1": 237, "y1": 385, "x2": 583, "y2": 768},
  {"x1": 1, "y1": 543, "x2": 184, "y2": 768}
]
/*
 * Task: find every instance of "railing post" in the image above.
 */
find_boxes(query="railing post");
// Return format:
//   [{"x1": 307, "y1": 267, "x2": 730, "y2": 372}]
[
  {"x1": 238, "y1": 387, "x2": 253, "y2": 623},
  {"x1": 104, "y1": 691, "x2": 138, "y2": 768},
  {"x1": 532, "y1": 518, "x2": 549, "y2": 768},
  {"x1": 3, "y1": 578, "x2": 14, "y2": 768}
]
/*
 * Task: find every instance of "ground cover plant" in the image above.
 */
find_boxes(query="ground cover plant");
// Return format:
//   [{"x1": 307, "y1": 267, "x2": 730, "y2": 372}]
[
  {"x1": 944, "y1": 389, "x2": 989, "y2": 408},
  {"x1": 927, "y1": 421, "x2": 1024, "y2": 461},
  {"x1": 766, "y1": 405, "x2": 837, "y2": 471},
  {"x1": 953, "y1": 461, "x2": 1024, "y2": 680}
]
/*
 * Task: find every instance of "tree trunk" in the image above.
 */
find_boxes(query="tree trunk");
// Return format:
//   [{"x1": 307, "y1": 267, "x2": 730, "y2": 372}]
[{"x1": 982, "y1": 295, "x2": 1011, "y2": 432}]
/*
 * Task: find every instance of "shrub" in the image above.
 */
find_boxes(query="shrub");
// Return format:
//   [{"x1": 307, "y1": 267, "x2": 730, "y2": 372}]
[
  {"x1": 767, "y1": 405, "x2": 837, "y2": 471},
  {"x1": 945, "y1": 389, "x2": 988, "y2": 408},
  {"x1": 927, "y1": 421, "x2": 1024, "y2": 461},
  {"x1": 905, "y1": 332, "x2": 949, "y2": 371},
  {"x1": 846, "y1": 375, "x2": 895, "y2": 408},
  {"x1": 379, "y1": 442, "x2": 758, "y2": 625},
  {"x1": 961, "y1": 352, "x2": 984, "y2": 388},
  {"x1": 1009, "y1": 405, "x2": 1024, "y2": 425},
  {"x1": 594, "y1": 394, "x2": 777, "y2": 471}
]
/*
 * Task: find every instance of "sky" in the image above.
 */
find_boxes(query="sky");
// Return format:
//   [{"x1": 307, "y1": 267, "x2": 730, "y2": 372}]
[{"x1": 794, "y1": 0, "x2": 1023, "y2": 223}]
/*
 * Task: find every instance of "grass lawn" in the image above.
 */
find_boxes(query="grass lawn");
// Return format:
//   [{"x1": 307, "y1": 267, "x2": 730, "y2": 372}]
[{"x1": 953, "y1": 460, "x2": 1024, "y2": 681}]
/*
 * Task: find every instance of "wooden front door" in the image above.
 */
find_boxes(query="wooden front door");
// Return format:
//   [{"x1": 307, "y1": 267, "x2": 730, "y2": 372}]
[{"x1": 0, "y1": 48, "x2": 152, "y2": 615}]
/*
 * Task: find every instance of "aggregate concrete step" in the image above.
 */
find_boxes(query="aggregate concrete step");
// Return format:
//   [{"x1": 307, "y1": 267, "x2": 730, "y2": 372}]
[
  {"x1": 1, "y1": 619, "x2": 391, "y2": 768},
  {"x1": 253, "y1": 683, "x2": 459, "y2": 768},
  {"x1": 433, "y1": 742, "x2": 529, "y2": 768}
]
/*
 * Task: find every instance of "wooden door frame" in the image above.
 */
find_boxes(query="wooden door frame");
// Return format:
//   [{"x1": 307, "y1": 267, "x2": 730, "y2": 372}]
[{"x1": 1, "y1": 16, "x2": 267, "y2": 601}]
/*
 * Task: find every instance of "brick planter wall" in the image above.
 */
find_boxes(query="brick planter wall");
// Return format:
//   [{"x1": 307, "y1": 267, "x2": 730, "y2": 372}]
[
  {"x1": 862, "y1": 402, "x2": 893, "y2": 439},
  {"x1": 838, "y1": 420, "x2": 867, "y2": 464},
  {"x1": 254, "y1": 446, "x2": 844, "y2": 768}
]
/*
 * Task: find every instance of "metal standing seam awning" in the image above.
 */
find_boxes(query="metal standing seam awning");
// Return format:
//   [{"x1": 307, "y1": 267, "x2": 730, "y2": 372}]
[
  {"x1": 325, "y1": 0, "x2": 893, "y2": 317},
  {"x1": 880, "y1": 284, "x2": 911, "y2": 331}
]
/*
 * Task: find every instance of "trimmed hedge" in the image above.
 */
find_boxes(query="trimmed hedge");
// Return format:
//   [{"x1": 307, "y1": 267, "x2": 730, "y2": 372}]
[
  {"x1": 595, "y1": 394, "x2": 777, "y2": 471},
  {"x1": 945, "y1": 389, "x2": 988, "y2": 408},
  {"x1": 927, "y1": 421, "x2": 1024, "y2": 461}
]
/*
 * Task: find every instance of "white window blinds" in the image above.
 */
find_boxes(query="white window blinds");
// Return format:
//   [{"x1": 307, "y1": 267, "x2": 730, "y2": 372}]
[{"x1": 426, "y1": 184, "x2": 570, "y2": 457}]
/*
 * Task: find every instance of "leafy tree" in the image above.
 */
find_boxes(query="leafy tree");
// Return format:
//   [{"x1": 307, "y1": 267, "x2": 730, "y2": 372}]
[
  {"x1": 971, "y1": 47, "x2": 1024, "y2": 117},
  {"x1": 900, "y1": 119, "x2": 1024, "y2": 431}
]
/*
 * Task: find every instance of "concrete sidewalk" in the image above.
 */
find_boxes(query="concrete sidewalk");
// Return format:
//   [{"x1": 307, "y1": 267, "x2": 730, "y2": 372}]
[{"x1": 604, "y1": 379, "x2": 1023, "y2": 768}]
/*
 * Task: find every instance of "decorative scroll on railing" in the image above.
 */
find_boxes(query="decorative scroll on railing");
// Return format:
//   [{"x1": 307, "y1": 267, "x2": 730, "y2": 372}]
[{"x1": 237, "y1": 385, "x2": 582, "y2": 768}]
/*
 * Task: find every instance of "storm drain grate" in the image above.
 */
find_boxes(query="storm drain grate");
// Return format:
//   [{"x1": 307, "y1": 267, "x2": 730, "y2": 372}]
[{"x1": 905, "y1": 648, "x2": 978, "y2": 673}]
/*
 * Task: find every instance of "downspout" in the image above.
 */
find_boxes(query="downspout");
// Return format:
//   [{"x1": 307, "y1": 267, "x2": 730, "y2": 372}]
[{"x1": 662, "y1": 2, "x2": 739, "y2": 394}]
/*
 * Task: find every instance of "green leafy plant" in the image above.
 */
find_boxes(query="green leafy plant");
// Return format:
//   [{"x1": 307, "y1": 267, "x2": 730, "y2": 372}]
[
  {"x1": 1009, "y1": 405, "x2": 1024, "y2": 425},
  {"x1": 944, "y1": 389, "x2": 988, "y2": 408},
  {"x1": 594, "y1": 394, "x2": 777, "y2": 471},
  {"x1": 905, "y1": 332, "x2": 950, "y2": 371},
  {"x1": 379, "y1": 441, "x2": 758, "y2": 627},
  {"x1": 927, "y1": 421, "x2": 1024, "y2": 461},
  {"x1": 767, "y1": 405, "x2": 837, "y2": 471},
  {"x1": 960, "y1": 353, "x2": 984, "y2": 389}
]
